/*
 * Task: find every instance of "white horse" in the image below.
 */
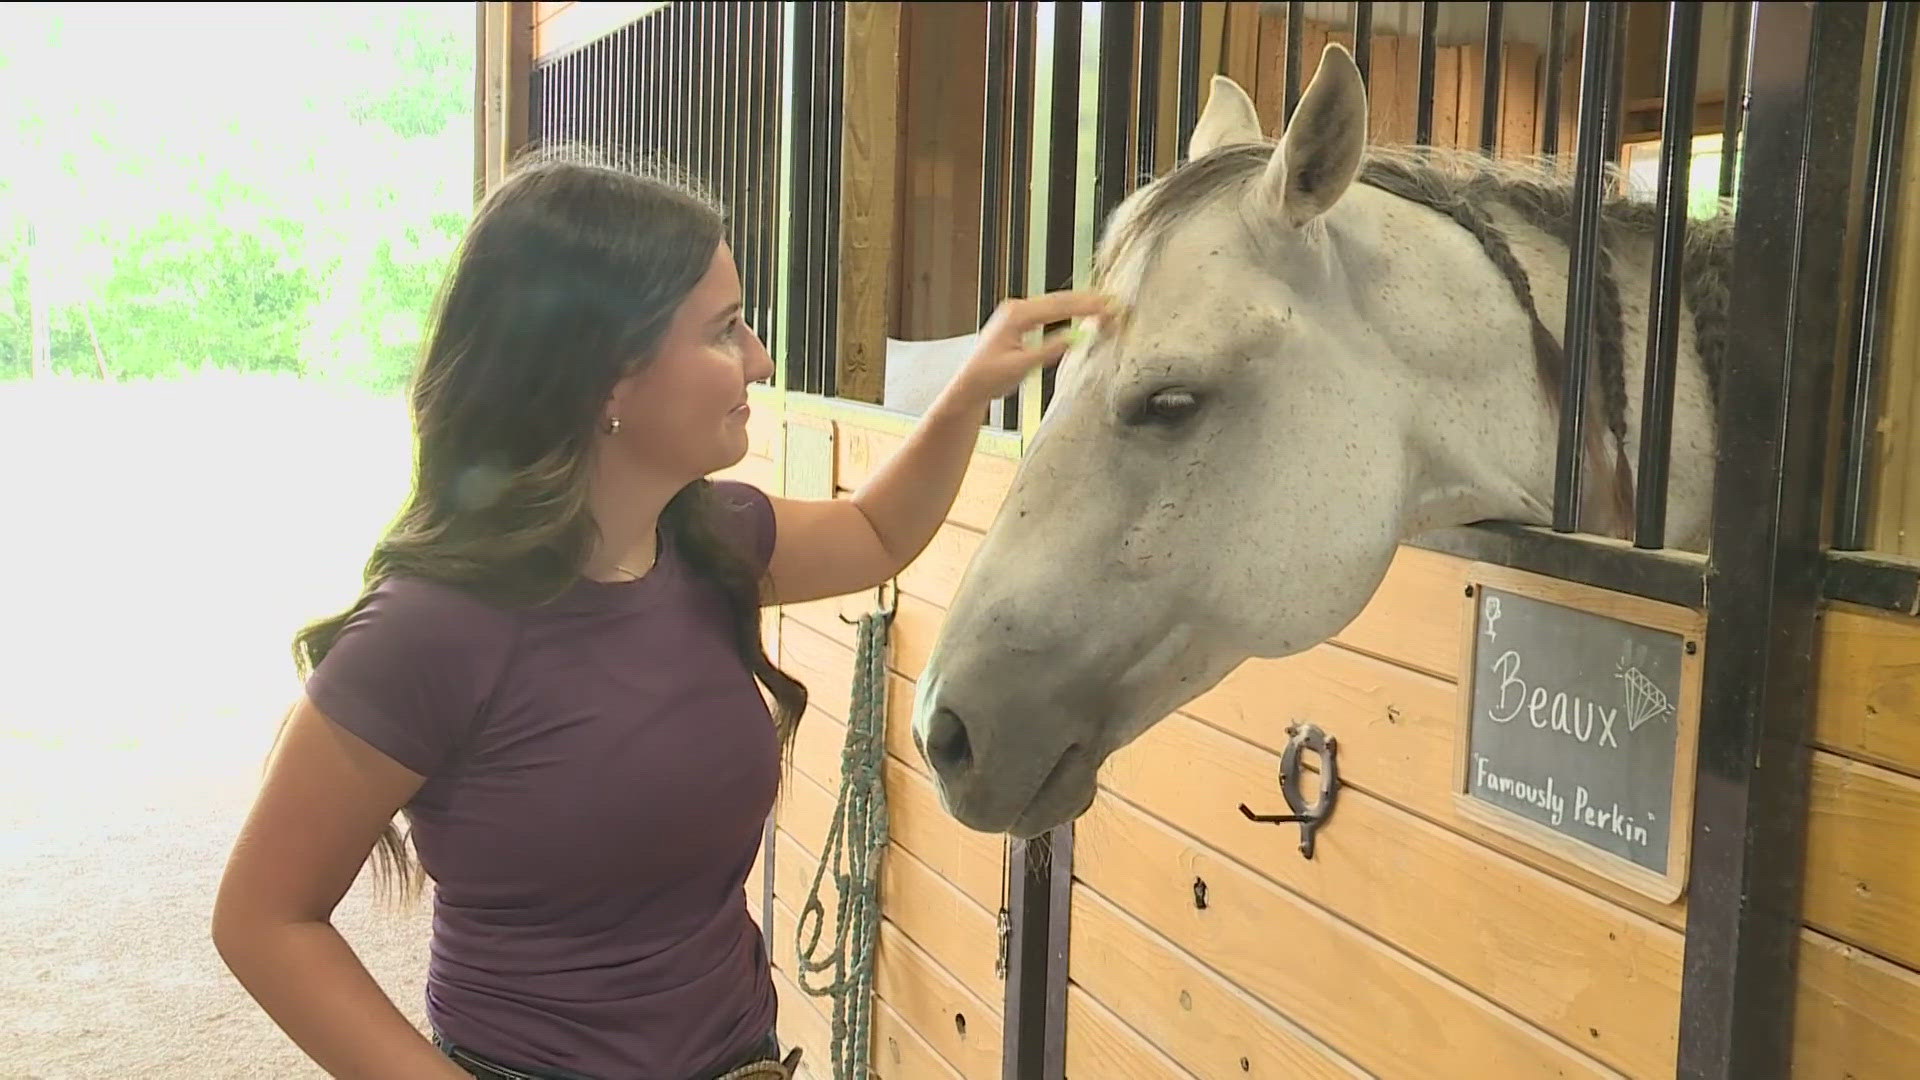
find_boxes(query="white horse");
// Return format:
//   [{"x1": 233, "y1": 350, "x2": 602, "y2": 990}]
[{"x1": 911, "y1": 44, "x2": 1727, "y2": 838}]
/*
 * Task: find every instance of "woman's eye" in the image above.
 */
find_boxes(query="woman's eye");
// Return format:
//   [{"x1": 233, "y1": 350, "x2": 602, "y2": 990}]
[{"x1": 1128, "y1": 388, "x2": 1202, "y2": 427}]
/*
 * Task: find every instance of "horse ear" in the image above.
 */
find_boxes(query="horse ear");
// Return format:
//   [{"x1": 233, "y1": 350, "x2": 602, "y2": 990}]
[
  {"x1": 1260, "y1": 43, "x2": 1368, "y2": 228},
  {"x1": 1188, "y1": 75, "x2": 1265, "y2": 159}
]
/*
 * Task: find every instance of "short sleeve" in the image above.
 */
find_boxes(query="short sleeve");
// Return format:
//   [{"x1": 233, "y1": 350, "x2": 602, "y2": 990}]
[
  {"x1": 302, "y1": 576, "x2": 517, "y2": 778},
  {"x1": 710, "y1": 480, "x2": 777, "y2": 576}
]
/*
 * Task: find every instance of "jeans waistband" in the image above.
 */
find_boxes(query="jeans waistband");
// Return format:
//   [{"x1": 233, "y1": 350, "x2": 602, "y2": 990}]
[{"x1": 434, "y1": 1031, "x2": 784, "y2": 1080}]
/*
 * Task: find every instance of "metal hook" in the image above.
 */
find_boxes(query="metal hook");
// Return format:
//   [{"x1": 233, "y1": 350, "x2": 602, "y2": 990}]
[
  {"x1": 1238, "y1": 722, "x2": 1341, "y2": 859},
  {"x1": 838, "y1": 579, "x2": 899, "y2": 626}
]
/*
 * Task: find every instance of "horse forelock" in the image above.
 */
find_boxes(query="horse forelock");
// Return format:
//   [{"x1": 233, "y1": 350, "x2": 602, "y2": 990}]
[{"x1": 1091, "y1": 139, "x2": 1734, "y2": 540}]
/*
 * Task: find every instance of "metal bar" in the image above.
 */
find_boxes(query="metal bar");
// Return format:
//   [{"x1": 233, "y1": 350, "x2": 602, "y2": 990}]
[
  {"x1": 1353, "y1": 2, "x2": 1373, "y2": 86},
  {"x1": 1719, "y1": 1, "x2": 1751, "y2": 200},
  {"x1": 1040, "y1": 1, "x2": 1083, "y2": 409},
  {"x1": 1481, "y1": 1, "x2": 1505, "y2": 155},
  {"x1": 1416, "y1": 1, "x2": 1439, "y2": 145},
  {"x1": 1604, "y1": 6, "x2": 1628, "y2": 166},
  {"x1": 1824, "y1": 550, "x2": 1920, "y2": 616},
  {"x1": 1002, "y1": 828, "x2": 1074, "y2": 1080},
  {"x1": 1284, "y1": 1, "x2": 1305, "y2": 126},
  {"x1": 1553, "y1": 0, "x2": 1620, "y2": 533},
  {"x1": 1002, "y1": 0, "x2": 1041, "y2": 432},
  {"x1": 823, "y1": 0, "x2": 845, "y2": 395},
  {"x1": 1542, "y1": 2, "x2": 1566, "y2": 157},
  {"x1": 1679, "y1": 5, "x2": 1868, "y2": 1079},
  {"x1": 1176, "y1": 1, "x2": 1203, "y2": 155},
  {"x1": 979, "y1": 1, "x2": 1011, "y2": 335},
  {"x1": 1095, "y1": 2, "x2": 1135, "y2": 226},
  {"x1": 1835, "y1": 0, "x2": 1915, "y2": 550},
  {"x1": 765, "y1": 2, "x2": 786, "y2": 360},
  {"x1": 1415, "y1": 524, "x2": 1707, "y2": 610},
  {"x1": 1633, "y1": 1, "x2": 1702, "y2": 550},
  {"x1": 1135, "y1": 1, "x2": 1162, "y2": 183},
  {"x1": 785, "y1": 0, "x2": 817, "y2": 390}
]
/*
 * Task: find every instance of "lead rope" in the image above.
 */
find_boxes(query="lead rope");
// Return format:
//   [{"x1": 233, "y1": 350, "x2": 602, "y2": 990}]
[{"x1": 795, "y1": 592, "x2": 892, "y2": 1080}]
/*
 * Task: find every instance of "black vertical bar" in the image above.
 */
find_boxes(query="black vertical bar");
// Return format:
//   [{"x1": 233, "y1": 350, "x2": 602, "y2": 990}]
[
  {"x1": 823, "y1": 1, "x2": 845, "y2": 396},
  {"x1": 1553, "y1": 0, "x2": 1620, "y2": 532},
  {"x1": 1094, "y1": 3, "x2": 1135, "y2": 225},
  {"x1": 1176, "y1": 1, "x2": 1202, "y2": 155},
  {"x1": 1002, "y1": 828, "x2": 1073, "y2": 1080},
  {"x1": 785, "y1": 1, "x2": 816, "y2": 390},
  {"x1": 1680, "y1": 5, "x2": 1866, "y2": 1078},
  {"x1": 1719, "y1": 2, "x2": 1751, "y2": 200},
  {"x1": 1353, "y1": 2, "x2": 1373, "y2": 87},
  {"x1": 765, "y1": 3, "x2": 786, "y2": 361},
  {"x1": 1835, "y1": 1, "x2": 1915, "y2": 550},
  {"x1": 1633, "y1": 1, "x2": 1702, "y2": 550},
  {"x1": 979, "y1": 1, "x2": 1011, "y2": 335},
  {"x1": 1001, "y1": 0, "x2": 1040, "y2": 432},
  {"x1": 1135, "y1": 1, "x2": 1162, "y2": 183},
  {"x1": 1039, "y1": 1, "x2": 1083, "y2": 408},
  {"x1": 1542, "y1": 2, "x2": 1567, "y2": 157},
  {"x1": 1481, "y1": 1, "x2": 1505, "y2": 154},
  {"x1": 1284, "y1": 1, "x2": 1305, "y2": 125},
  {"x1": 1604, "y1": 6, "x2": 1629, "y2": 166},
  {"x1": 1416, "y1": 1, "x2": 1439, "y2": 145}
]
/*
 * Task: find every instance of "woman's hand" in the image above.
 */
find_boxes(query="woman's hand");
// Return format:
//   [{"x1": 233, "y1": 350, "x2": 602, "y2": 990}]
[{"x1": 946, "y1": 290, "x2": 1115, "y2": 406}]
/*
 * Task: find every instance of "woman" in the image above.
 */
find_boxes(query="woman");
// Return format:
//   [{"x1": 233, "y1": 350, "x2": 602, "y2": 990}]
[{"x1": 210, "y1": 152, "x2": 1107, "y2": 1080}]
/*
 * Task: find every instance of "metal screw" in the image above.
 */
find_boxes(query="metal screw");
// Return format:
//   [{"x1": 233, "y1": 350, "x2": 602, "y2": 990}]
[{"x1": 1686, "y1": 639, "x2": 1698, "y2": 655}]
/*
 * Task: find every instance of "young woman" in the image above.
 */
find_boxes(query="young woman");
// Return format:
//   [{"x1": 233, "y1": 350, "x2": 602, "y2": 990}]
[{"x1": 210, "y1": 153, "x2": 1107, "y2": 1080}]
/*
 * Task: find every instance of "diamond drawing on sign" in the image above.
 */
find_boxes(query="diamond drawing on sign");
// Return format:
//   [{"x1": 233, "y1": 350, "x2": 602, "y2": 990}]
[
  {"x1": 1616, "y1": 663, "x2": 1674, "y2": 734},
  {"x1": 1482, "y1": 595, "x2": 1502, "y2": 643}
]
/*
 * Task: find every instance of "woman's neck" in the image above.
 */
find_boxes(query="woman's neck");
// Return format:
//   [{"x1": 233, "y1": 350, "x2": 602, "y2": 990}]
[{"x1": 584, "y1": 461, "x2": 682, "y2": 582}]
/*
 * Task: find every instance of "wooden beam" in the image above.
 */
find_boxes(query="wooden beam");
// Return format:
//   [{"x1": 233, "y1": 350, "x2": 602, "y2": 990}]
[
  {"x1": 835, "y1": 3, "x2": 902, "y2": 406},
  {"x1": 475, "y1": 2, "x2": 534, "y2": 200}
]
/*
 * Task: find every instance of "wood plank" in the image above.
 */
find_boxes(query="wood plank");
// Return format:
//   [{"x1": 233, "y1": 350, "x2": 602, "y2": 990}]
[
  {"x1": 1253, "y1": 10, "x2": 1288, "y2": 135},
  {"x1": 1097, "y1": 713, "x2": 1682, "y2": 1077},
  {"x1": 1183, "y1": 641, "x2": 1689, "y2": 929},
  {"x1": 772, "y1": 912, "x2": 962, "y2": 1080},
  {"x1": 773, "y1": 824, "x2": 1003, "y2": 1020},
  {"x1": 1793, "y1": 929, "x2": 1920, "y2": 1079},
  {"x1": 836, "y1": 2, "x2": 901, "y2": 405},
  {"x1": 1073, "y1": 792, "x2": 1623, "y2": 1078},
  {"x1": 1433, "y1": 45, "x2": 1462, "y2": 150},
  {"x1": 780, "y1": 623, "x2": 1006, "y2": 908},
  {"x1": 1069, "y1": 885, "x2": 1367, "y2": 1079},
  {"x1": 1066, "y1": 985, "x2": 1202, "y2": 1080},
  {"x1": 1501, "y1": 43, "x2": 1539, "y2": 158},
  {"x1": 833, "y1": 426, "x2": 1017, "y2": 533},
  {"x1": 768, "y1": 896, "x2": 996, "y2": 1080},
  {"x1": 771, "y1": 967, "x2": 837, "y2": 1080},
  {"x1": 770, "y1": 895, "x2": 1001, "y2": 1080},
  {"x1": 1812, "y1": 604, "x2": 1920, "y2": 776},
  {"x1": 1224, "y1": 3, "x2": 1261, "y2": 92},
  {"x1": 1803, "y1": 751, "x2": 1920, "y2": 971}
]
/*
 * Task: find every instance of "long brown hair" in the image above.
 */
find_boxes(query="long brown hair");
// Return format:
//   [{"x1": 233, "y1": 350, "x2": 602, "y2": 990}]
[{"x1": 292, "y1": 148, "x2": 807, "y2": 902}]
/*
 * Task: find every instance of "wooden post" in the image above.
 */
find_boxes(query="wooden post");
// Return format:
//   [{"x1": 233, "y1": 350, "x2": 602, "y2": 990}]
[
  {"x1": 475, "y1": 2, "x2": 535, "y2": 201},
  {"x1": 835, "y1": 2, "x2": 902, "y2": 406}
]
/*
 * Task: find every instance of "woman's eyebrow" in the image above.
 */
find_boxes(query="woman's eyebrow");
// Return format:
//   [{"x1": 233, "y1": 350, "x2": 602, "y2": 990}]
[{"x1": 708, "y1": 301, "x2": 744, "y2": 327}]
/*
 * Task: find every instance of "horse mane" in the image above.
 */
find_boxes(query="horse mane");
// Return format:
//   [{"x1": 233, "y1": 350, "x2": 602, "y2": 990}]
[{"x1": 1093, "y1": 141, "x2": 1735, "y2": 540}]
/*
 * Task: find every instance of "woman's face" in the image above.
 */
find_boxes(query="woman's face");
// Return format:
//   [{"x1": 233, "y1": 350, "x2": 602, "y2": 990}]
[{"x1": 606, "y1": 242, "x2": 774, "y2": 482}]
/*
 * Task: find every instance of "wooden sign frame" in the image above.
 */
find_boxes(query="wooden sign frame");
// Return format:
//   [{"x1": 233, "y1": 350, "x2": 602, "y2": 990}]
[{"x1": 1451, "y1": 563, "x2": 1707, "y2": 904}]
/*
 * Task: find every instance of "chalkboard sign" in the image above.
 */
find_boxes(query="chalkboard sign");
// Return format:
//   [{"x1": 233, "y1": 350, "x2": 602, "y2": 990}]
[{"x1": 1454, "y1": 564, "x2": 1704, "y2": 903}]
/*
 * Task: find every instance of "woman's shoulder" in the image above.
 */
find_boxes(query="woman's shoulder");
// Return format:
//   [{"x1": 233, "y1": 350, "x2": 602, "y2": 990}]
[{"x1": 344, "y1": 574, "x2": 522, "y2": 657}]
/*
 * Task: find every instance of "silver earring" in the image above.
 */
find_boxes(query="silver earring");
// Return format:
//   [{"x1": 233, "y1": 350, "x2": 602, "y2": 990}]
[{"x1": 605, "y1": 416, "x2": 622, "y2": 435}]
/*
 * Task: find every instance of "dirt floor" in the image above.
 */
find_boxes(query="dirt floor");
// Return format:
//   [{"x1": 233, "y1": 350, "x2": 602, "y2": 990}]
[{"x1": 0, "y1": 376, "x2": 435, "y2": 1078}]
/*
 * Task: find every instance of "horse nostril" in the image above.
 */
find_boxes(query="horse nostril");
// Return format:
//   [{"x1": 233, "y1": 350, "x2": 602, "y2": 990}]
[{"x1": 925, "y1": 706, "x2": 974, "y2": 779}]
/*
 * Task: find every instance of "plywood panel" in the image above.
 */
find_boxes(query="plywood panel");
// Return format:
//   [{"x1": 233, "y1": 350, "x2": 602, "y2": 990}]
[
  {"x1": 1096, "y1": 713, "x2": 1682, "y2": 1077},
  {"x1": 895, "y1": 3, "x2": 988, "y2": 340},
  {"x1": 1070, "y1": 885, "x2": 1367, "y2": 1079},
  {"x1": 1073, "y1": 792, "x2": 1621, "y2": 1078},
  {"x1": 1793, "y1": 929, "x2": 1920, "y2": 1079},
  {"x1": 1065, "y1": 986, "x2": 1202, "y2": 1080}
]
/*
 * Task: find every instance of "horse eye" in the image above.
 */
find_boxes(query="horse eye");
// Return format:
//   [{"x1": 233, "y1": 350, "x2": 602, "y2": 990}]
[{"x1": 1129, "y1": 388, "x2": 1202, "y2": 427}]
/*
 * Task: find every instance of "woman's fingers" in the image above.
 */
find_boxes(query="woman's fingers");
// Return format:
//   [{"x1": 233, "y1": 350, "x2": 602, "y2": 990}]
[{"x1": 991, "y1": 291, "x2": 1115, "y2": 341}]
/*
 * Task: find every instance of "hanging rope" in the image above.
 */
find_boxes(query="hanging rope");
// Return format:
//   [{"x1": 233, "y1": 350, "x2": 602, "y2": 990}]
[{"x1": 795, "y1": 588, "x2": 892, "y2": 1080}]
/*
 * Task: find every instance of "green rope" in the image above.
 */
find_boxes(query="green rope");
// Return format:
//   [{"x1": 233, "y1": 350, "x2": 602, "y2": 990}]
[{"x1": 795, "y1": 605, "x2": 890, "y2": 1080}]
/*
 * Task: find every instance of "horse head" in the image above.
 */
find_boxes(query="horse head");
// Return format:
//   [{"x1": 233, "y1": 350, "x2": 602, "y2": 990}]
[{"x1": 911, "y1": 43, "x2": 1719, "y2": 837}]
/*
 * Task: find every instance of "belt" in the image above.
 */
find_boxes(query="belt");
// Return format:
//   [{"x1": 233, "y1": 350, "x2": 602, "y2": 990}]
[{"x1": 436, "y1": 1033, "x2": 803, "y2": 1080}]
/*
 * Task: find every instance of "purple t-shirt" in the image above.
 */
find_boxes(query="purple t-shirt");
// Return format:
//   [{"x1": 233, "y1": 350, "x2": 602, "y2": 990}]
[{"x1": 305, "y1": 480, "x2": 782, "y2": 1079}]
